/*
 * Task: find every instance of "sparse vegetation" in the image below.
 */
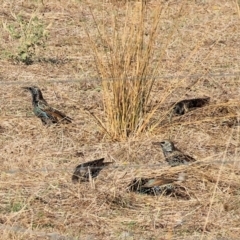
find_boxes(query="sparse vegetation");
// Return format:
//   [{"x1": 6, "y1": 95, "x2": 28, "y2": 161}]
[
  {"x1": 0, "y1": 0, "x2": 240, "y2": 239},
  {"x1": 3, "y1": 13, "x2": 48, "y2": 64}
]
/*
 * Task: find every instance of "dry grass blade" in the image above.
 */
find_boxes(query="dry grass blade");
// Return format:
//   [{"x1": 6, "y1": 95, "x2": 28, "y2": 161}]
[{"x1": 85, "y1": 2, "x2": 164, "y2": 140}]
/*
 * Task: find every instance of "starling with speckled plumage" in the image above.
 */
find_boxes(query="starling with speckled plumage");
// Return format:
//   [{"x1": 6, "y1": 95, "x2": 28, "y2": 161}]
[
  {"x1": 128, "y1": 177, "x2": 175, "y2": 195},
  {"x1": 128, "y1": 174, "x2": 189, "y2": 198},
  {"x1": 23, "y1": 86, "x2": 72, "y2": 125},
  {"x1": 72, "y1": 158, "x2": 113, "y2": 183},
  {"x1": 152, "y1": 139, "x2": 196, "y2": 167}
]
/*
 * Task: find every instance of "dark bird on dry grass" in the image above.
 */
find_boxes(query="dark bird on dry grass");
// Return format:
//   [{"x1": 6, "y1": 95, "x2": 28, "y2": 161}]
[
  {"x1": 152, "y1": 139, "x2": 196, "y2": 167},
  {"x1": 128, "y1": 174, "x2": 189, "y2": 198},
  {"x1": 72, "y1": 158, "x2": 113, "y2": 183},
  {"x1": 22, "y1": 86, "x2": 72, "y2": 125},
  {"x1": 128, "y1": 177, "x2": 175, "y2": 195},
  {"x1": 170, "y1": 97, "x2": 210, "y2": 120}
]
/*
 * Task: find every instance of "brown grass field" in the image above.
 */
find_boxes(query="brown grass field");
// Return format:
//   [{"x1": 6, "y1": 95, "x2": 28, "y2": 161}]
[{"x1": 1, "y1": 0, "x2": 240, "y2": 239}]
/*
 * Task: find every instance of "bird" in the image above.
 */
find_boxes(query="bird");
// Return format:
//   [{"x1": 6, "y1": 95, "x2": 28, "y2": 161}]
[
  {"x1": 128, "y1": 176, "x2": 189, "y2": 198},
  {"x1": 22, "y1": 86, "x2": 72, "y2": 125},
  {"x1": 172, "y1": 97, "x2": 210, "y2": 115},
  {"x1": 128, "y1": 177, "x2": 175, "y2": 195},
  {"x1": 152, "y1": 139, "x2": 196, "y2": 167},
  {"x1": 72, "y1": 158, "x2": 113, "y2": 183},
  {"x1": 169, "y1": 97, "x2": 210, "y2": 121}
]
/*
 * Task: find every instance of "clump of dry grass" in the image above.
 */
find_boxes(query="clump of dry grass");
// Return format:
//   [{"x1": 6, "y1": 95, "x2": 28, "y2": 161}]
[{"x1": 85, "y1": 2, "x2": 164, "y2": 140}]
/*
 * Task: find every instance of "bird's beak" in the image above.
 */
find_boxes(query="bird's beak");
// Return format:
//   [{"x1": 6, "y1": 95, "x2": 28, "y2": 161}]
[
  {"x1": 152, "y1": 142, "x2": 161, "y2": 146},
  {"x1": 22, "y1": 87, "x2": 30, "y2": 91}
]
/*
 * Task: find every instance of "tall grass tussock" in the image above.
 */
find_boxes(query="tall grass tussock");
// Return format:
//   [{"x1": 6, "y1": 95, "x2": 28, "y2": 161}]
[{"x1": 86, "y1": 2, "x2": 164, "y2": 140}]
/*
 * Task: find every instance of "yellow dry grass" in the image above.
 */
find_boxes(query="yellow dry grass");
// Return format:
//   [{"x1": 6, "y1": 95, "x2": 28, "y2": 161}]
[{"x1": 0, "y1": 0, "x2": 240, "y2": 239}]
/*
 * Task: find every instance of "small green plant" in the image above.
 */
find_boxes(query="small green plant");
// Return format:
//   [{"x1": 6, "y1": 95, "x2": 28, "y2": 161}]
[
  {"x1": 6, "y1": 201, "x2": 24, "y2": 212},
  {"x1": 4, "y1": 13, "x2": 48, "y2": 64}
]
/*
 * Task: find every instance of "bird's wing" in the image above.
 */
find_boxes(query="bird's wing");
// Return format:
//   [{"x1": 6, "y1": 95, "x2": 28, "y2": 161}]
[
  {"x1": 33, "y1": 106, "x2": 58, "y2": 122},
  {"x1": 192, "y1": 97, "x2": 210, "y2": 107},
  {"x1": 37, "y1": 100, "x2": 72, "y2": 122},
  {"x1": 166, "y1": 150, "x2": 196, "y2": 165},
  {"x1": 83, "y1": 158, "x2": 106, "y2": 167},
  {"x1": 73, "y1": 158, "x2": 105, "y2": 173},
  {"x1": 142, "y1": 178, "x2": 176, "y2": 188},
  {"x1": 176, "y1": 152, "x2": 196, "y2": 163},
  {"x1": 42, "y1": 107, "x2": 71, "y2": 123}
]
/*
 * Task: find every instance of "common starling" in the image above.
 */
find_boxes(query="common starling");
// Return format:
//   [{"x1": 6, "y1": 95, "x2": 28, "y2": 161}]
[
  {"x1": 22, "y1": 86, "x2": 72, "y2": 125},
  {"x1": 170, "y1": 97, "x2": 210, "y2": 120},
  {"x1": 128, "y1": 177, "x2": 175, "y2": 195},
  {"x1": 152, "y1": 139, "x2": 196, "y2": 167},
  {"x1": 72, "y1": 158, "x2": 113, "y2": 183},
  {"x1": 128, "y1": 173, "x2": 189, "y2": 198}
]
